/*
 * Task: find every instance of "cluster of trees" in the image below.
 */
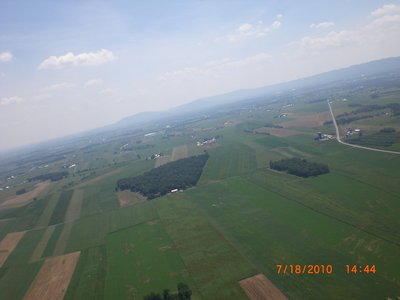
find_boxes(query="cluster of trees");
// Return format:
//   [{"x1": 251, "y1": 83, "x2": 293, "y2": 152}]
[
  {"x1": 29, "y1": 171, "x2": 68, "y2": 182},
  {"x1": 380, "y1": 127, "x2": 396, "y2": 133},
  {"x1": 269, "y1": 157, "x2": 329, "y2": 177},
  {"x1": 339, "y1": 104, "x2": 386, "y2": 116},
  {"x1": 324, "y1": 115, "x2": 373, "y2": 126},
  {"x1": 387, "y1": 103, "x2": 400, "y2": 115},
  {"x1": 341, "y1": 103, "x2": 400, "y2": 117},
  {"x1": 144, "y1": 283, "x2": 192, "y2": 300},
  {"x1": 349, "y1": 129, "x2": 399, "y2": 147},
  {"x1": 117, "y1": 153, "x2": 209, "y2": 199},
  {"x1": 308, "y1": 98, "x2": 326, "y2": 104},
  {"x1": 16, "y1": 188, "x2": 27, "y2": 195},
  {"x1": 324, "y1": 103, "x2": 400, "y2": 126}
]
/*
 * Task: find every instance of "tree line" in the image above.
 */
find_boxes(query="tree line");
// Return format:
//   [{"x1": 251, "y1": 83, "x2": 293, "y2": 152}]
[
  {"x1": 29, "y1": 171, "x2": 69, "y2": 182},
  {"x1": 144, "y1": 282, "x2": 192, "y2": 300},
  {"x1": 269, "y1": 157, "x2": 329, "y2": 177},
  {"x1": 117, "y1": 153, "x2": 209, "y2": 199}
]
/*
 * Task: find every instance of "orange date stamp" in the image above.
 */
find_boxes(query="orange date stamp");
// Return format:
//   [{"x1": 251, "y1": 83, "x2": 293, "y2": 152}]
[{"x1": 276, "y1": 264, "x2": 333, "y2": 275}]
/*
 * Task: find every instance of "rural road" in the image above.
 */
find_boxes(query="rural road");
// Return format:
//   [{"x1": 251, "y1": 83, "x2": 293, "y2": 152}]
[{"x1": 327, "y1": 101, "x2": 400, "y2": 155}]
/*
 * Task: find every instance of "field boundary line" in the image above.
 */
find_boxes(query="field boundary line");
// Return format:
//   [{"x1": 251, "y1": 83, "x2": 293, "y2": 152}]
[{"x1": 107, "y1": 218, "x2": 158, "y2": 235}]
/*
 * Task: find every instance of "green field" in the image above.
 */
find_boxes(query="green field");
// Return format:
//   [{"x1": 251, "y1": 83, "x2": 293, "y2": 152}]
[
  {"x1": 154, "y1": 194, "x2": 254, "y2": 299},
  {"x1": 0, "y1": 76, "x2": 399, "y2": 299},
  {"x1": 200, "y1": 143, "x2": 257, "y2": 182},
  {"x1": 105, "y1": 220, "x2": 200, "y2": 300}
]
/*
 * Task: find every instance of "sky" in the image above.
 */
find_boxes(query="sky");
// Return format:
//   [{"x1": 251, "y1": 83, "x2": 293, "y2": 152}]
[{"x1": 1, "y1": 0, "x2": 400, "y2": 151}]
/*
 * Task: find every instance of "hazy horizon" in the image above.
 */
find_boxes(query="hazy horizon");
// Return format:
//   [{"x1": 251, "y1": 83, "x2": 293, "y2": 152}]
[{"x1": 1, "y1": 0, "x2": 400, "y2": 151}]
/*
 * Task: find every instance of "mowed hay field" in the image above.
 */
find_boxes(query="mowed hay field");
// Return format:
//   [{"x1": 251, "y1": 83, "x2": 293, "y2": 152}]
[
  {"x1": 0, "y1": 231, "x2": 25, "y2": 267},
  {"x1": 23, "y1": 251, "x2": 80, "y2": 300},
  {"x1": 239, "y1": 274, "x2": 287, "y2": 300}
]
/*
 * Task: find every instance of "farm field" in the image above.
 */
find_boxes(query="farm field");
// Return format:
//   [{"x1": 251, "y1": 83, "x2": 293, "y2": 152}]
[
  {"x1": 105, "y1": 220, "x2": 200, "y2": 300},
  {"x1": 23, "y1": 251, "x2": 80, "y2": 300},
  {"x1": 0, "y1": 70, "x2": 399, "y2": 299}
]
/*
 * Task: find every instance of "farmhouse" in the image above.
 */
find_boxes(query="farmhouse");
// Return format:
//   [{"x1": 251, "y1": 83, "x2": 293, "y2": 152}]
[{"x1": 197, "y1": 137, "x2": 216, "y2": 146}]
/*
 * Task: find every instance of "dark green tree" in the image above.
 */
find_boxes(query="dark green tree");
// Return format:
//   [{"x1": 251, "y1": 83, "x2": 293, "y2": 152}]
[
  {"x1": 143, "y1": 292, "x2": 162, "y2": 300},
  {"x1": 177, "y1": 282, "x2": 192, "y2": 300}
]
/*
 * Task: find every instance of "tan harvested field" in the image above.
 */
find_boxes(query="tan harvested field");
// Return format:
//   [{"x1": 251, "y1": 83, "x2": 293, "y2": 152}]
[
  {"x1": 23, "y1": 251, "x2": 80, "y2": 300},
  {"x1": 117, "y1": 190, "x2": 146, "y2": 207},
  {"x1": 155, "y1": 155, "x2": 170, "y2": 167},
  {"x1": 171, "y1": 145, "x2": 188, "y2": 161},
  {"x1": 64, "y1": 189, "x2": 83, "y2": 222},
  {"x1": 30, "y1": 225, "x2": 56, "y2": 263},
  {"x1": 282, "y1": 111, "x2": 331, "y2": 128},
  {"x1": 239, "y1": 274, "x2": 287, "y2": 300},
  {"x1": 0, "y1": 231, "x2": 26, "y2": 267},
  {"x1": 0, "y1": 181, "x2": 50, "y2": 209},
  {"x1": 53, "y1": 222, "x2": 73, "y2": 256},
  {"x1": 254, "y1": 127, "x2": 301, "y2": 137}
]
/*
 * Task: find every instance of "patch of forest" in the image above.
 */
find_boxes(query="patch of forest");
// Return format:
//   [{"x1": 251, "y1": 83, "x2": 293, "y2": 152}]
[
  {"x1": 269, "y1": 157, "x2": 329, "y2": 177},
  {"x1": 29, "y1": 171, "x2": 69, "y2": 182},
  {"x1": 117, "y1": 153, "x2": 209, "y2": 199}
]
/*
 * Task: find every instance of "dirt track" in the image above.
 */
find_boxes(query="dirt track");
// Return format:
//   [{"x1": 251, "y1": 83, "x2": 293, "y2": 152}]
[
  {"x1": 0, "y1": 231, "x2": 26, "y2": 267},
  {"x1": 239, "y1": 274, "x2": 287, "y2": 300},
  {"x1": 23, "y1": 251, "x2": 80, "y2": 300}
]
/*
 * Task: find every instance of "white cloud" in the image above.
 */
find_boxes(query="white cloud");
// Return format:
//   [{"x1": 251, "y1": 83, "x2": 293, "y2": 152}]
[
  {"x1": 44, "y1": 82, "x2": 75, "y2": 91},
  {"x1": 38, "y1": 49, "x2": 115, "y2": 70},
  {"x1": 297, "y1": 5, "x2": 400, "y2": 51},
  {"x1": 299, "y1": 30, "x2": 356, "y2": 50},
  {"x1": 84, "y1": 78, "x2": 104, "y2": 88},
  {"x1": 310, "y1": 22, "x2": 335, "y2": 29},
  {"x1": 0, "y1": 52, "x2": 13, "y2": 62},
  {"x1": 226, "y1": 15, "x2": 282, "y2": 42},
  {"x1": 368, "y1": 13, "x2": 400, "y2": 27},
  {"x1": 158, "y1": 52, "x2": 272, "y2": 82},
  {"x1": 371, "y1": 4, "x2": 400, "y2": 17},
  {"x1": 0, "y1": 96, "x2": 23, "y2": 106}
]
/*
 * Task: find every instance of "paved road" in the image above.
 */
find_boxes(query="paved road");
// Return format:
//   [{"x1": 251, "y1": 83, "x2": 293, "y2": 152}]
[{"x1": 327, "y1": 101, "x2": 400, "y2": 155}]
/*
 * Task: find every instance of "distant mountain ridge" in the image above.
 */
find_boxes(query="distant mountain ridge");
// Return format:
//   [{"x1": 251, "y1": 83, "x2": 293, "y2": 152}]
[{"x1": 114, "y1": 56, "x2": 400, "y2": 128}]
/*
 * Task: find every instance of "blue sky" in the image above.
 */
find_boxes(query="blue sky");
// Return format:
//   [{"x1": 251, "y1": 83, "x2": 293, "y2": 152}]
[{"x1": 1, "y1": 0, "x2": 400, "y2": 150}]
